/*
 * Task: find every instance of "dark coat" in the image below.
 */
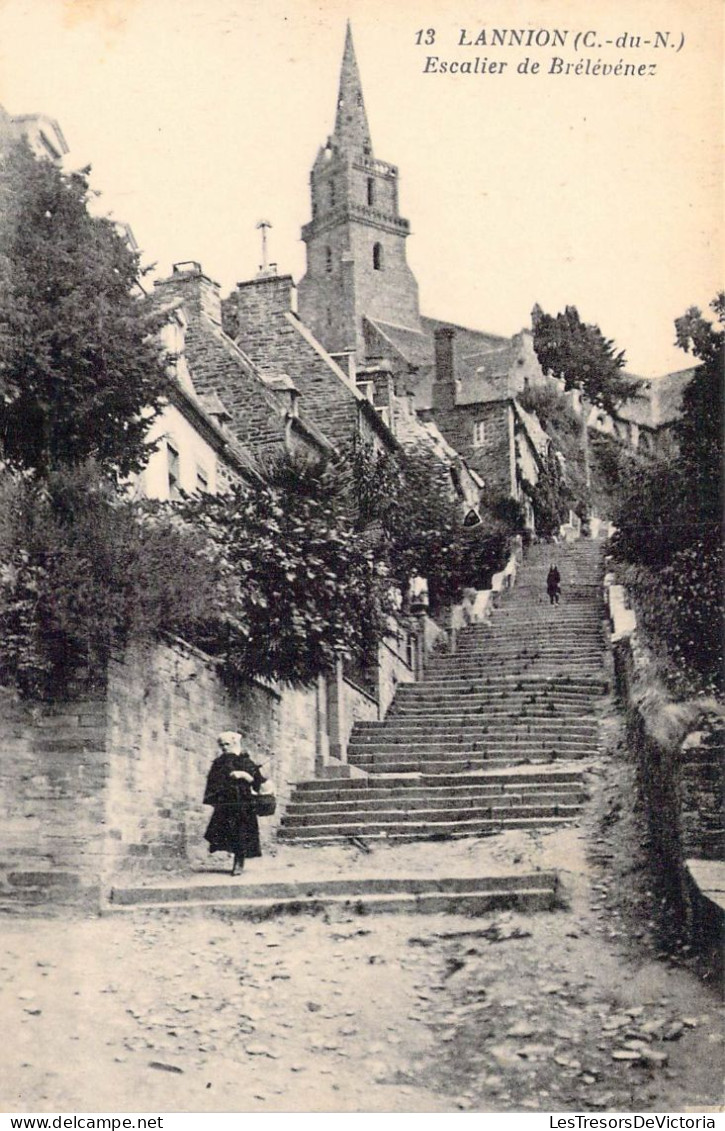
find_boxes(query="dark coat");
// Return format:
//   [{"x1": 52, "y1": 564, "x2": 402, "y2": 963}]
[
  {"x1": 546, "y1": 566, "x2": 561, "y2": 596},
  {"x1": 203, "y1": 752, "x2": 265, "y2": 859}
]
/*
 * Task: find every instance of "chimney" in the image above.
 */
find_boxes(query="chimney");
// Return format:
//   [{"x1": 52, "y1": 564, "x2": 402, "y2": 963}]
[
  {"x1": 432, "y1": 326, "x2": 457, "y2": 410},
  {"x1": 234, "y1": 273, "x2": 297, "y2": 324},
  {"x1": 154, "y1": 262, "x2": 222, "y2": 326}
]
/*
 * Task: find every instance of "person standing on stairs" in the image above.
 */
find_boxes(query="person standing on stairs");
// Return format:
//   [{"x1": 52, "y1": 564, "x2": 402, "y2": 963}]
[
  {"x1": 203, "y1": 730, "x2": 266, "y2": 876},
  {"x1": 546, "y1": 564, "x2": 562, "y2": 605}
]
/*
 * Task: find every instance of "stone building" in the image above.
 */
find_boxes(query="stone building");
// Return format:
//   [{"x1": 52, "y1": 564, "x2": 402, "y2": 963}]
[
  {"x1": 222, "y1": 269, "x2": 397, "y2": 457},
  {"x1": 296, "y1": 24, "x2": 551, "y2": 511},
  {"x1": 152, "y1": 263, "x2": 337, "y2": 475},
  {"x1": 134, "y1": 300, "x2": 262, "y2": 501},
  {"x1": 0, "y1": 103, "x2": 68, "y2": 162},
  {"x1": 297, "y1": 23, "x2": 421, "y2": 363},
  {"x1": 593, "y1": 366, "x2": 698, "y2": 456}
]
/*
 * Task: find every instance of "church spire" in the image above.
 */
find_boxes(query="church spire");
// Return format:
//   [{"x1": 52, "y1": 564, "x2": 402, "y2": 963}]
[{"x1": 332, "y1": 21, "x2": 372, "y2": 155}]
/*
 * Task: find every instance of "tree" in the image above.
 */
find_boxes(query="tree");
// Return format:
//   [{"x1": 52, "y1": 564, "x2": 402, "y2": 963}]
[
  {"x1": 347, "y1": 441, "x2": 514, "y2": 611},
  {"x1": 611, "y1": 293, "x2": 724, "y2": 691},
  {"x1": 0, "y1": 139, "x2": 170, "y2": 477},
  {"x1": 672, "y1": 293, "x2": 724, "y2": 534},
  {"x1": 531, "y1": 303, "x2": 635, "y2": 415},
  {"x1": 0, "y1": 462, "x2": 231, "y2": 698},
  {"x1": 176, "y1": 467, "x2": 394, "y2": 687},
  {"x1": 522, "y1": 447, "x2": 572, "y2": 538}
]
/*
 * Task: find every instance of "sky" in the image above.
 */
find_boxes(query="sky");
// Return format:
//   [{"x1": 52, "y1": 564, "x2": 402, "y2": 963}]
[{"x1": 0, "y1": 0, "x2": 722, "y2": 377}]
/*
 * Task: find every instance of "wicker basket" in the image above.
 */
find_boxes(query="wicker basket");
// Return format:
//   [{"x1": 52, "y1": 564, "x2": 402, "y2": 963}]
[{"x1": 253, "y1": 792, "x2": 277, "y2": 817}]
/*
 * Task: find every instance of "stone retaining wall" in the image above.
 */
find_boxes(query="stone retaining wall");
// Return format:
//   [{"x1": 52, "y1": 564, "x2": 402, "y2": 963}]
[
  {"x1": 608, "y1": 583, "x2": 724, "y2": 962},
  {"x1": 0, "y1": 638, "x2": 321, "y2": 909}
]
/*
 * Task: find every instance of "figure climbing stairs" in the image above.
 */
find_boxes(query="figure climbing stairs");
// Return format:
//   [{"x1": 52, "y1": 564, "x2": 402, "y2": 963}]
[{"x1": 279, "y1": 540, "x2": 607, "y2": 844}]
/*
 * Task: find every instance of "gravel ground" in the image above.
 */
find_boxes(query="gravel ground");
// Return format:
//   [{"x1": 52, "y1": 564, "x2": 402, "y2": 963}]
[{"x1": 2, "y1": 707, "x2": 723, "y2": 1114}]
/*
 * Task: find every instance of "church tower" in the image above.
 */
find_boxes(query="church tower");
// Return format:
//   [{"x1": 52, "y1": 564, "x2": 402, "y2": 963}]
[{"x1": 298, "y1": 23, "x2": 421, "y2": 363}]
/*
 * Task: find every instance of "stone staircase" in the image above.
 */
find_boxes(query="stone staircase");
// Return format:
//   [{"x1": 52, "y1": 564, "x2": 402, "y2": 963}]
[
  {"x1": 108, "y1": 870, "x2": 561, "y2": 919},
  {"x1": 279, "y1": 540, "x2": 606, "y2": 845}
]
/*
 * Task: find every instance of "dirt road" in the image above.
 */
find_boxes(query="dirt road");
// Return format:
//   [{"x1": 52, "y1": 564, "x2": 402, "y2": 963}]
[{"x1": 2, "y1": 711, "x2": 723, "y2": 1114}]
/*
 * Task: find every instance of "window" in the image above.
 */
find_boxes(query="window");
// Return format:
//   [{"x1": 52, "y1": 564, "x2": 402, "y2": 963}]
[
  {"x1": 325, "y1": 246, "x2": 332, "y2": 273},
  {"x1": 367, "y1": 177, "x2": 375, "y2": 206},
  {"x1": 196, "y1": 465, "x2": 209, "y2": 493},
  {"x1": 473, "y1": 421, "x2": 486, "y2": 448},
  {"x1": 373, "y1": 242, "x2": 383, "y2": 271},
  {"x1": 329, "y1": 180, "x2": 336, "y2": 207},
  {"x1": 167, "y1": 442, "x2": 181, "y2": 500}
]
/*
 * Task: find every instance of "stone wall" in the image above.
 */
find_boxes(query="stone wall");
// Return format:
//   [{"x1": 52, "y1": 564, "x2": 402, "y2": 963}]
[
  {"x1": 377, "y1": 627, "x2": 416, "y2": 720},
  {"x1": 0, "y1": 688, "x2": 109, "y2": 910},
  {"x1": 0, "y1": 612, "x2": 447, "y2": 909},
  {"x1": 0, "y1": 637, "x2": 321, "y2": 908},
  {"x1": 431, "y1": 397, "x2": 515, "y2": 500},
  {"x1": 104, "y1": 638, "x2": 319, "y2": 872},
  {"x1": 609, "y1": 598, "x2": 724, "y2": 957}
]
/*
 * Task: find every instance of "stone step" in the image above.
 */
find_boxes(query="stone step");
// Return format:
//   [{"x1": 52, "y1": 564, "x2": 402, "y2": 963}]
[
  {"x1": 458, "y1": 623, "x2": 603, "y2": 633},
  {"x1": 391, "y1": 705, "x2": 601, "y2": 721},
  {"x1": 354, "y1": 720, "x2": 599, "y2": 737},
  {"x1": 348, "y1": 739, "x2": 598, "y2": 757},
  {"x1": 348, "y1": 755, "x2": 589, "y2": 774},
  {"x1": 467, "y1": 631, "x2": 602, "y2": 641},
  {"x1": 286, "y1": 790, "x2": 585, "y2": 813},
  {"x1": 448, "y1": 655, "x2": 603, "y2": 665},
  {"x1": 107, "y1": 871, "x2": 560, "y2": 918},
  {"x1": 390, "y1": 711, "x2": 600, "y2": 727},
  {"x1": 447, "y1": 651, "x2": 606, "y2": 660},
  {"x1": 348, "y1": 733, "x2": 599, "y2": 751},
  {"x1": 277, "y1": 815, "x2": 576, "y2": 842},
  {"x1": 492, "y1": 609, "x2": 602, "y2": 618},
  {"x1": 406, "y1": 668, "x2": 605, "y2": 682},
  {"x1": 445, "y1": 659, "x2": 603, "y2": 670},
  {"x1": 349, "y1": 738, "x2": 597, "y2": 753},
  {"x1": 395, "y1": 684, "x2": 603, "y2": 697},
  {"x1": 282, "y1": 799, "x2": 584, "y2": 825},
  {"x1": 294, "y1": 768, "x2": 584, "y2": 792},
  {"x1": 400, "y1": 674, "x2": 607, "y2": 689}
]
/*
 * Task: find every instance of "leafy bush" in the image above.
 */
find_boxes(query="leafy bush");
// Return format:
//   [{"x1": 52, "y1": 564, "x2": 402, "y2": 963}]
[
  {"x1": 347, "y1": 442, "x2": 513, "y2": 611},
  {"x1": 0, "y1": 458, "x2": 396, "y2": 697},
  {"x1": 0, "y1": 464, "x2": 228, "y2": 698},
  {"x1": 611, "y1": 294, "x2": 724, "y2": 694},
  {"x1": 521, "y1": 446, "x2": 572, "y2": 537},
  {"x1": 617, "y1": 542, "x2": 724, "y2": 696},
  {"x1": 519, "y1": 384, "x2": 647, "y2": 522},
  {"x1": 518, "y1": 384, "x2": 580, "y2": 437},
  {"x1": 176, "y1": 464, "x2": 394, "y2": 686}
]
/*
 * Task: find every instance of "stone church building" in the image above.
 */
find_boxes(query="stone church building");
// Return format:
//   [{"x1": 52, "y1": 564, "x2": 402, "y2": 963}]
[{"x1": 297, "y1": 23, "x2": 550, "y2": 511}]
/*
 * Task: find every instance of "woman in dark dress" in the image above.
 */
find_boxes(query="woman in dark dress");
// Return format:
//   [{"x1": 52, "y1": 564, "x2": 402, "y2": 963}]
[
  {"x1": 203, "y1": 731, "x2": 265, "y2": 875},
  {"x1": 546, "y1": 564, "x2": 561, "y2": 606}
]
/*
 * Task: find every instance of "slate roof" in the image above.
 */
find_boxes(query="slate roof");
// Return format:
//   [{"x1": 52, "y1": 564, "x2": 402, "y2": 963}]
[
  {"x1": 154, "y1": 290, "x2": 334, "y2": 463},
  {"x1": 365, "y1": 314, "x2": 514, "y2": 410}
]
